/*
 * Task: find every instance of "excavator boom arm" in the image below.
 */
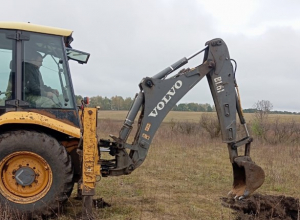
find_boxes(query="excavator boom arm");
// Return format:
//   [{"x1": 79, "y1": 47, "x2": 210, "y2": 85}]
[{"x1": 99, "y1": 38, "x2": 265, "y2": 198}]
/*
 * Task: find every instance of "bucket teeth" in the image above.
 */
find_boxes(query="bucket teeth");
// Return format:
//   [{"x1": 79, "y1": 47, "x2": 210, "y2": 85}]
[{"x1": 229, "y1": 156, "x2": 265, "y2": 198}]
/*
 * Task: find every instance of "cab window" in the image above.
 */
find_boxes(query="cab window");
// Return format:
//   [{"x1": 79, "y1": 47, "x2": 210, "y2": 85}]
[
  {"x1": 22, "y1": 32, "x2": 75, "y2": 109},
  {"x1": 0, "y1": 30, "x2": 15, "y2": 106}
]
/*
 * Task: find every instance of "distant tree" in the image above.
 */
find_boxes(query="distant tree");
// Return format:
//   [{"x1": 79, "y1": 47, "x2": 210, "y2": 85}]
[
  {"x1": 123, "y1": 97, "x2": 133, "y2": 110},
  {"x1": 251, "y1": 100, "x2": 273, "y2": 140},
  {"x1": 102, "y1": 97, "x2": 111, "y2": 110},
  {"x1": 89, "y1": 95, "x2": 103, "y2": 107},
  {"x1": 197, "y1": 104, "x2": 206, "y2": 112},
  {"x1": 201, "y1": 103, "x2": 210, "y2": 112},
  {"x1": 111, "y1": 96, "x2": 124, "y2": 110},
  {"x1": 243, "y1": 108, "x2": 256, "y2": 113},
  {"x1": 75, "y1": 95, "x2": 83, "y2": 105},
  {"x1": 207, "y1": 105, "x2": 213, "y2": 112},
  {"x1": 177, "y1": 103, "x2": 189, "y2": 111},
  {"x1": 253, "y1": 100, "x2": 273, "y2": 121},
  {"x1": 187, "y1": 103, "x2": 198, "y2": 111}
]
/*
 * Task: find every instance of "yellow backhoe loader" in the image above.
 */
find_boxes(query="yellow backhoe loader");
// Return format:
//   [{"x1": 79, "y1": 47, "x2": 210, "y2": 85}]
[{"x1": 0, "y1": 22, "x2": 265, "y2": 219}]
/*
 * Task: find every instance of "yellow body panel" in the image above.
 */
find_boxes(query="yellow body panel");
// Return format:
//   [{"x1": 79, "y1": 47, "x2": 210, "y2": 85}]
[
  {"x1": 0, "y1": 112, "x2": 80, "y2": 138},
  {"x1": 0, "y1": 22, "x2": 72, "y2": 36}
]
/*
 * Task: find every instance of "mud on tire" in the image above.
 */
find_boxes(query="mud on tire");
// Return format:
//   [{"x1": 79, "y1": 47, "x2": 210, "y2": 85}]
[{"x1": 0, "y1": 130, "x2": 74, "y2": 217}]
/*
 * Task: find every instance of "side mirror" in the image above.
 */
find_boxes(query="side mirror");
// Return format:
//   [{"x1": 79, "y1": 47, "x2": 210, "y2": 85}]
[{"x1": 66, "y1": 48, "x2": 90, "y2": 64}]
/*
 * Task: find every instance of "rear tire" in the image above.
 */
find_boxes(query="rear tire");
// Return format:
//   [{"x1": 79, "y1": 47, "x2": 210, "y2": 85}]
[{"x1": 0, "y1": 130, "x2": 74, "y2": 217}]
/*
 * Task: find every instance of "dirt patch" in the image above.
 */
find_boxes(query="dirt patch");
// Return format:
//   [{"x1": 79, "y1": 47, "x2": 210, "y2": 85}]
[{"x1": 221, "y1": 194, "x2": 299, "y2": 220}]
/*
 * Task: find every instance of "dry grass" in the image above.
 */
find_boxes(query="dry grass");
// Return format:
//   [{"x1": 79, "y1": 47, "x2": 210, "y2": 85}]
[
  {"x1": 2, "y1": 111, "x2": 299, "y2": 219},
  {"x1": 59, "y1": 112, "x2": 300, "y2": 220},
  {"x1": 98, "y1": 110, "x2": 300, "y2": 123}
]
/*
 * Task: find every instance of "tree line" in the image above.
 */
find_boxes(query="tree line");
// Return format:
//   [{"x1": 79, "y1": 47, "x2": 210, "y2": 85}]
[
  {"x1": 76, "y1": 95, "x2": 133, "y2": 110},
  {"x1": 76, "y1": 95, "x2": 299, "y2": 114},
  {"x1": 75, "y1": 95, "x2": 215, "y2": 112},
  {"x1": 243, "y1": 109, "x2": 300, "y2": 115}
]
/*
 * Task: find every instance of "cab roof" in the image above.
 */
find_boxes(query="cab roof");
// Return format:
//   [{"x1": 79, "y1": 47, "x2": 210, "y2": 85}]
[{"x1": 0, "y1": 22, "x2": 72, "y2": 36}]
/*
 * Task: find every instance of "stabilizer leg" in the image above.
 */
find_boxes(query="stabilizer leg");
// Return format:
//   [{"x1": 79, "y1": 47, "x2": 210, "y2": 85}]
[{"x1": 82, "y1": 195, "x2": 94, "y2": 220}]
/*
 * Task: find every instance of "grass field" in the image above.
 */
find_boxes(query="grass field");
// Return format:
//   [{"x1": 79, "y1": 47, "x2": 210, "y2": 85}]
[{"x1": 57, "y1": 111, "x2": 300, "y2": 219}]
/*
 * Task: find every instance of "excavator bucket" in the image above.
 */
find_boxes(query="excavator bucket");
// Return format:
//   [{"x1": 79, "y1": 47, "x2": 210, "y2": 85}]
[{"x1": 230, "y1": 156, "x2": 265, "y2": 198}]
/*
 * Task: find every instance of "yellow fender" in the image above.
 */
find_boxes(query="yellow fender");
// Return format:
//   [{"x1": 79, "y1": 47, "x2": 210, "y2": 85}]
[{"x1": 0, "y1": 111, "x2": 80, "y2": 138}]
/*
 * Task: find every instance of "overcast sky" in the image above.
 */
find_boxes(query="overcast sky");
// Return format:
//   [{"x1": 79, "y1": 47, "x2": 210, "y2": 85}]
[{"x1": 2, "y1": 0, "x2": 300, "y2": 112}]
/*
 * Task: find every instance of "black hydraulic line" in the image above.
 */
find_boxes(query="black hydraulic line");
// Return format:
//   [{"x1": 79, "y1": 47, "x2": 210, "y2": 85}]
[
  {"x1": 187, "y1": 46, "x2": 208, "y2": 60},
  {"x1": 152, "y1": 46, "x2": 208, "y2": 80},
  {"x1": 152, "y1": 58, "x2": 188, "y2": 79}
]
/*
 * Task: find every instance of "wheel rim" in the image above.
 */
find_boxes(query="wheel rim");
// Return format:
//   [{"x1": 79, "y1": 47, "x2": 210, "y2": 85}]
[{"x1": 0, "y1": 151, "x2": 53, "y2": 204}]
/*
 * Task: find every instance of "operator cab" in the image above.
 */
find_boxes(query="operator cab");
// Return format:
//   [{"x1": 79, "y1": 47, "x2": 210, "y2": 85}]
[{"x1": 0, "y1": 22, "x2": 89, "y2": 127}]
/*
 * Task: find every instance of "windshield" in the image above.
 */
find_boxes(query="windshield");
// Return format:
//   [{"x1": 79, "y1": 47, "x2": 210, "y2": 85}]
[
  {"x1": 0, "y1": 30, "x2": 15, "y2": 106},
  {"x1": 22, "y1": 32, "x2": 75, "y2": 109}
]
